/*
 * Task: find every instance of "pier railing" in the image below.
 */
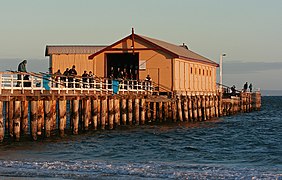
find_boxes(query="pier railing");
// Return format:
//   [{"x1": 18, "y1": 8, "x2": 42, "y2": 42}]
[{"x1": 0, "y1": 72, "x2": 153, "y2": 95}]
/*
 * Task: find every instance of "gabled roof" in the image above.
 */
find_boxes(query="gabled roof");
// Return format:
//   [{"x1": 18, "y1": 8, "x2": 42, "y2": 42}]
[
  {"x1": 45, "y1": 45, "x2": 106, "y2": 56},
  {"x1": 88, "y1": 33, "x2": 218, "y2": 67},
  {"x1": 139, "y1": 35, "x2": 218, "y2": 66}
]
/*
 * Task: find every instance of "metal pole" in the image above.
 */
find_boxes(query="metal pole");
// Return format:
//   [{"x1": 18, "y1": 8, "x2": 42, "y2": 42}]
[
  {"x1": 219, "y1": 53, "x2": 226, "y2": 93},
  {"x1": 220, "y1": 54, "x2": 222, "y2": 93}
]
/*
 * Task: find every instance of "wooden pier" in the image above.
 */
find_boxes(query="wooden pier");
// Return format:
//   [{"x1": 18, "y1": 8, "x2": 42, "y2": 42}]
[{"x1": 0, "y1": 72, "x2": 261, "y2": 142}]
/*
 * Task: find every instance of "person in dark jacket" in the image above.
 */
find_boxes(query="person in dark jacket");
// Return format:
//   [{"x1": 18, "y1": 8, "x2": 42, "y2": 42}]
[
  {"x1": 82, "y1": 70, "x2": 89, "y2": 88},
  {"x1": 17, "y1": 60, "x2": 27, "y2": 87},
  {"x1": 68, "y1": 65, "x2": 77, "y2": 87}
]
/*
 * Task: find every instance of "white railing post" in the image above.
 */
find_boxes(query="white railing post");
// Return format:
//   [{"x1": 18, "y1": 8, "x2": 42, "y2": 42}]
[
  {"x1": 11, "y1": 74, "x2": 14, "y2": 94},
  {"x1": 81, "y1": 78, "x2": 83, "y2": 94},
  {"x1": 100, "y1": 79, "x2": 102, "y2": 94},
  {"x1": 66, "y1": 78, "x2": 69, "y2": 94},
  {"x1": 31, "y1": 75, "x2": 34, "y2": 94},
  {"x1": 40, "y1": 75, "x2": 44, "y2": 94},
  {"x1": 58, "y1": 77, "x2": 61, "y2": 94},
  {"x1": 0, "y1": 74, "x2": 2, "y2": 94},
  {"x1": 87, "y1": 78, "x2": 90, "y2": 94}
]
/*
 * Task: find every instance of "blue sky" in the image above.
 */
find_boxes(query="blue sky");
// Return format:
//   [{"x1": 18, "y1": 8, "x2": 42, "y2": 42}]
[{"x1": 0, "y1": 0, "x2": 282, "y2": 90}]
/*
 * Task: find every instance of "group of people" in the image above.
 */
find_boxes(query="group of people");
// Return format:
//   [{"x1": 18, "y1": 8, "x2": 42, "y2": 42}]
[
  {"x1": 53, "y1": 65, "x2": 96, "y2": 88},
  {"x1": 243, "y1": 82, "x2": 253, "y2": 92},
  {"x1": 225, "y1": 82, "x2": 254, "y2": 96},
  {"x1": 15, "y1": 60, "x2": 152, "y2": 90},
  {"x1": 109, "y1": 67, "x2": 137, "y2": 80}
]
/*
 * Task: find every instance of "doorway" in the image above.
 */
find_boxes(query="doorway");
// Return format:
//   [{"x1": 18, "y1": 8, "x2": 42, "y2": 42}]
[{"x1": 106, "y1": 53, "x2": 139, "y2": 79}]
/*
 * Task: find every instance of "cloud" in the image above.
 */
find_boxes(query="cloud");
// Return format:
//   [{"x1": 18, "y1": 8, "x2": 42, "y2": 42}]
[{"x1": 223, "y1": 61, "x2": 282, "y2": 74}]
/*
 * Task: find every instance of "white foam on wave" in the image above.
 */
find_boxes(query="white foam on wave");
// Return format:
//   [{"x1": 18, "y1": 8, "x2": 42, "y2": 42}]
[{"x1": 0, "y1": 160, "x2": 280, "y2": 179}]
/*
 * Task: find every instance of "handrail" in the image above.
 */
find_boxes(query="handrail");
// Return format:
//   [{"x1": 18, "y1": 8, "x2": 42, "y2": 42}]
[{"x1": 0, "y1": 71, "x2": 154, "y2": 95}]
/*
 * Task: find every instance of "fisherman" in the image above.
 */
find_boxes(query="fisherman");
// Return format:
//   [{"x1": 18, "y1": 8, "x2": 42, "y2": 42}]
[
  {"x1": 145, "y1": 74, "x2": 152, "y2": 90},
  {"x1": 68, "y1": 65, "x2": 77, "y2": 87},
  {"x1": 88, "y1": 71, "x2": 94, "y2": 88},
  {"x1": 54, "y1": 69, "x2": 62, "y2": 87},
  {"x1": 17, "y1": 60, "x2": 28, "y2": 87},
  {"x1": 249, "y1": 83, "x2": 253, "y2": 92},
  {"x1": 243, "y1": 82, "x2": 248, "y2": 92},
  {"x1": 82, "y1": 70, "x2": 89, "y2": 88},
  {"x1": 231, "y1": 85, "x2": 236, "y2": 96}
]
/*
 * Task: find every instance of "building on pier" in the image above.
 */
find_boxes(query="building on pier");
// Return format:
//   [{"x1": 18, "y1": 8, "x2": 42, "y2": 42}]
[{"x1": 45, "y1": 29, "x2": 218, "y2": 94}]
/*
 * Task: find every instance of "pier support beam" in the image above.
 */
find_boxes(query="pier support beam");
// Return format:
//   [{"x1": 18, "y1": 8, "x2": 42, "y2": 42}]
[
  {"x1": 134, "y1": 98, "x2": 140, "y2": 125},
  {"x1": 21, "y1": 100, "x2": 28, "y2": 135},
  {"x1": 13, "y1": 101, "x2": 21, "y2": 141},
  {"x1": 72, "y1": 99, "x2": 79, "y2": 134},
  {"x1": 44, "y1": 100, "x2": 52, "y2": 137},
  {"x1": 59, "y1": 99, "x2": 66, "y2": 137},
  {"x1": 30, "y1": 100, "x2": 38, "y2": 141},
  {"x1": 140, "y1": 98, "x2": 146, "y2": 125},
  {"x1": 109, "y1": 97, "x2": 114, "y2": 129},
  {"x1": 0, "y1": 101, "x2": 3, "y2": 142}
]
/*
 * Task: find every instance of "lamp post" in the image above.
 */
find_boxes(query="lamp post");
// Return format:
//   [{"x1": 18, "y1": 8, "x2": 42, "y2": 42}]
[{"x1": 219, "y1": 53, "x2": 226, "y2": 93}]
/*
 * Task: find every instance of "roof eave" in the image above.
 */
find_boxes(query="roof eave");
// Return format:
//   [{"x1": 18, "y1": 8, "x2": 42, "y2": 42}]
[{"x1": 179, "y1": 56, "x2": 219, "y2": 67}]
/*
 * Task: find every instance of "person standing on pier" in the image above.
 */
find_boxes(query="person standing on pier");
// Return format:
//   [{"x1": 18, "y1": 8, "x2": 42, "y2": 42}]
[
  {"x1": 68, "y1": 65, "x2": 77, "y2": 88},
  {"x1": 17, "y1": 60, "x2": 27, "y2": 87},
  {"x1": 82, "y1": 70, "x2": 89, "y2": 88},
  {"x1": 243, "y1": 82, "x2": 248, "y2": 92},
  {"x1": 249, "y1": 83, "x2": 253, "y2": 92}
]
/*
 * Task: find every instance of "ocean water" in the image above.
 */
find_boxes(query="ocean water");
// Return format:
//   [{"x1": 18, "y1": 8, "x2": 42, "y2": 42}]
[{"x1": 0, "y1": 96, "x2": 281, "y2": 179}]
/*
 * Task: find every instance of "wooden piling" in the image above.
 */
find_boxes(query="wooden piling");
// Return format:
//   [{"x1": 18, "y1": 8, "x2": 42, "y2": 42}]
[
  {"x1": 183, "y1": 97, "x2": 188, "y2": 121},
  {"x1": 109, "y1": 97, "x2": 114, "y2": 129},
  {"x1": 21, "y1": 100, "x2": 28, "y2": 135},
  {"x1": 206, "y1": 96, "x2": 210, "y2": 120},
  {"x1": 172, "y1": 100, "x2": 177, "y2": 122},
  {"x1": 82, "y1": 98, "x2": 89, "y2": 131},
  {"x1": 59, "y1": 99, "x2": 66, "y2": 136},
  {"x1": 5, "y1": 102, "x2": 8, "y2": 133},
  {"x1": 146, "y1": 101, "x2": 151, "y2": 123},
  {"x1": 177, "y1": 96, "x2": 183, "y2": 121},
  {"x1": 37, "y1": 100, "x2": 44, "y2": 136},
  {"x1": 91, "y1": 98, "x2": 98, "y2": 130},
  {"x1": 30, "y1": 100, "x2": 38, "y2": 141},
  {"x1": 152, "y1": 102, "x2": 157, "y2": 121},
  {"x1": 121, "y1": 98, "x2": 127, "y2": 125},
  {"x1": 188, "y1": 96, "x2": 193, "y2": 121},
  {"x1": 158, "y1": 101, "x2": 163, "y2": 122},
  {"x1": 8, "y1": 101, "x2": 14, "y2": 138},
  {"x1": 114, "y1": 97, "x2": 120, "y2": 126},
  {"x1": 14, "y1": 101, "x2": 21, "y2": 141},
  {"x1": 134, "y1": 98, "x2": 140, "y2": 125},
  {"x1": 201, "y1": 96, "x2": 206, "y2": 121},
  {"x1": 140, "y1": 98, "x2": 145, "y2": 125},
  {"x1": 44, "y1": 100, "x2": 51, "y2": 137},
  {"x1": 164, "y1": 101, "x2": 169, "y2": 121},
  {"x1": 211, "y1": 96, "x2": 215, "y2": 118},
  {"x1": 51, "y1": 100, "x2": 57, "y2": 131},
  {"x1": 72, "y1": 99, "x2": 79, "y2": 134},
  {"x1": 192, "y1": 97, "x2": 197, "y2": 121},
  {"x1": 128, "y1": 97, "x2": 133, "y2": 125},
  {"x1": 97, "y1": 97, "x2": 101, "y2": 127},
  {"x1": 0, "y1": 101, "x2": 3, "y2": 142},
  {"x1": 197, "y1": 96, "x2": 202, "y2": 121},
  {"x1": 214, "y1": 96, "x2": 218, "y2": 117},
  {"x1": 167, "y1": 101, "x2": 172, "y2": 120},
  {"x1": 101, "y1": 97, "x2": 107, "y2": 129}
]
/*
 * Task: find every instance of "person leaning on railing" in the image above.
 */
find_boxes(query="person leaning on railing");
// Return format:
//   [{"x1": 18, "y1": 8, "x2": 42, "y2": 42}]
[
  {"x1": 16, "y1": 60, "x2": 27, "y2": 87},
  {"x1": 145, "y1": 74, "x2": 152, "y2": 91}
]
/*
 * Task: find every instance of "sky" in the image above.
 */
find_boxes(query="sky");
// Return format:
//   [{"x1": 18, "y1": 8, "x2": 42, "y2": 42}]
[{"x1": 0, "y1": 0, "x2": 282, "y2": 90}]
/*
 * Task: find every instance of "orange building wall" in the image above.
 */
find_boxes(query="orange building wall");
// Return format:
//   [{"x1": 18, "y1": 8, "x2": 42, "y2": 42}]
[
  {"x1": 174, "y1": 58, "x2": 217, "y2": 94},
  {"x1": 49, "y1": 38, "x2": 217, "y2": 93}
]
